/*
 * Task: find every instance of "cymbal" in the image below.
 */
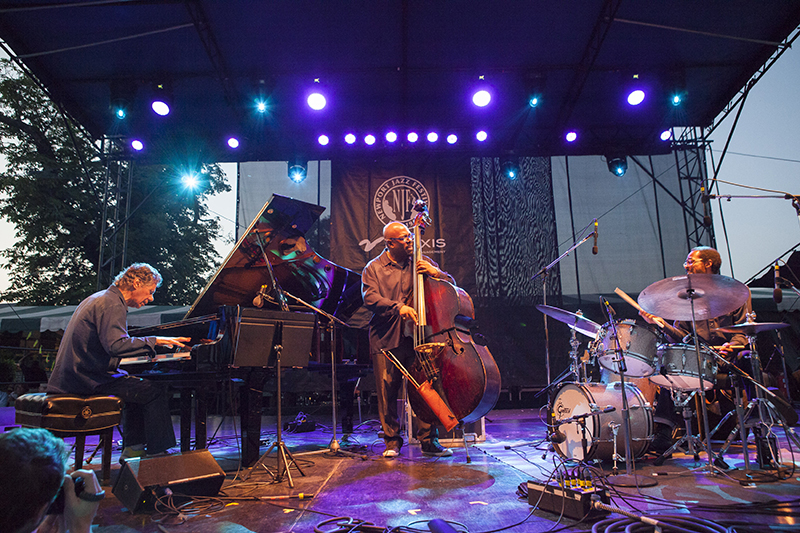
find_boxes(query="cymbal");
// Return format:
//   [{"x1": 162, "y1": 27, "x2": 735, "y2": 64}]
[
  {"x1": 716, "y1": 322, "x2": 789, "y2": 335},
  {"x1": 637, "y1": 273, "x2": 750, "y2": 321},
  {"x1": 536, "y1": 304, "x2": 601, "y2": 338}
]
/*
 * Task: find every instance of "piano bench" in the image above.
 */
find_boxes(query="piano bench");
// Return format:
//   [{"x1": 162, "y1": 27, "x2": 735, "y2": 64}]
[{"x1": 15, "y1": 393, "x2": 123, "y2": 483}]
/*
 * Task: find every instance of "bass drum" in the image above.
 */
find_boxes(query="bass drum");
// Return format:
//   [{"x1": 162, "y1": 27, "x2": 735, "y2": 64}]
[{"x1": 550, "y1": 382, "x2": 653, "y2": 462}]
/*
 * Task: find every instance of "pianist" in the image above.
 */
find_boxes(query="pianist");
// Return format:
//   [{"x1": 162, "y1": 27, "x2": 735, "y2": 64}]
[{"x1": 47, "y1": 263, "x2": 190, "y2": 461}]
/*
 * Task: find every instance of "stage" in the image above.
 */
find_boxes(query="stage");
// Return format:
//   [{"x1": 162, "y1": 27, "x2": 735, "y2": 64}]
[{"x1": 4, "y1": 403, "x2": 799, "y2": 533}]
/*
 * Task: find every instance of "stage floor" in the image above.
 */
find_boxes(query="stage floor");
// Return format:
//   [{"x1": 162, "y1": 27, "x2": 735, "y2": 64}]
[{"x1": 4, "y1": 405, "x2": 800, "y2": 532}]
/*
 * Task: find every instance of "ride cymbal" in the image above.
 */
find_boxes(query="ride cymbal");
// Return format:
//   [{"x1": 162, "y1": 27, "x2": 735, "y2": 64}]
[
  {"x1": 637, "y1": 274, "x2": 750, "y2": 321},
  {"x1": 716, "y1": 322, "x2": 789, "y2": 335},
  {"x1": 536, "y1": 304, "x2": 601, "y2": 338}
]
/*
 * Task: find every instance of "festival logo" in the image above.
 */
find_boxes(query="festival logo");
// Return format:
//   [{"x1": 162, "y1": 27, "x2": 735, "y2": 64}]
[{"x1": 359, "y1": 175, "x2": 446, "y2": 253}]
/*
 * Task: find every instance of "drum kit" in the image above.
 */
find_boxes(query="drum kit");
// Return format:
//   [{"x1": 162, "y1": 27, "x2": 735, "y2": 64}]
[{"x1": 538, "y1": 273, "x2": 794, "y2": 481}]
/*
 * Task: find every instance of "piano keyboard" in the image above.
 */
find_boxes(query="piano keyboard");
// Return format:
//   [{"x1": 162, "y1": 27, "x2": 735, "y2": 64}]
[{"x1": 119, "y1": 352, "x2": 192, "y2": 366}]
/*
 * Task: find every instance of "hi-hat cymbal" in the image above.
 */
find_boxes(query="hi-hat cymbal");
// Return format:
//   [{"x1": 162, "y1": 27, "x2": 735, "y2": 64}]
[
  {"x1": 716, "y1": 322, "x2": 789, "y2": 335},
  {"x1": 536, "y1": 304, "x2": 601, "y2": 338},
  {"x1": 637, "y1": 273, "x2": 750, "y2": 321}
]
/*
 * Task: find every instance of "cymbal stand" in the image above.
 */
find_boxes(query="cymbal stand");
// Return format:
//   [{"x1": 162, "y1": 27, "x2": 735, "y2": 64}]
[
  {"x1": 601, "y1": 297, "x2": 656, "y2": 487},
  {"x1": 684, "y1": 279, "x2": 728, "y2": 475},
  {"x1": 282, "y1": 291, "x2": 365, "y2": 460}
]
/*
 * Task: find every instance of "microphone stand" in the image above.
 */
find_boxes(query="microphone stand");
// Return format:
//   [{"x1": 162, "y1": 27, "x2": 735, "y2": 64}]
[
  {"x1": 532, "y1": 222, "x2": 597, "y2": 386},
  {"x1": 601, "y1": 297, "x2": 656, "y2": 487}
]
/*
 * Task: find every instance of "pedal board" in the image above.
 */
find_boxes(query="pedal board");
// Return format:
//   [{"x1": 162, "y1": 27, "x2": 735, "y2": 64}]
[{"x1": 526, "y1": 480, "x2": 610, "y2": 520}]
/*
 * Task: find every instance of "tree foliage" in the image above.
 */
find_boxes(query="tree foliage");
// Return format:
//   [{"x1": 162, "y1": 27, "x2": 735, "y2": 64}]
[{"x1": 0, "y1": 59, "x2": 230, "y2": 305}]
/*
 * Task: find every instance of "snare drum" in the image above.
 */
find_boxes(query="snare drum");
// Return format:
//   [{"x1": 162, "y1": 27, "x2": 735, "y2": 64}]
[
  {"x1": 649, "y1": 344, "x2": 717, "y2": 391},
  {"x1": 597, "y1": 319, "x2": 659, "y2": 377},
  {"x1": 549, "y1": 382, "x2": 653, "y2": 461}
]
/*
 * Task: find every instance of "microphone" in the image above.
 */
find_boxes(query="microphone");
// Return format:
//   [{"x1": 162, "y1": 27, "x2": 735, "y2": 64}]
[
  {"x1": 592, "y1": 219, "x2": 598, "y2": 255},
  {"x1": 548, "y1": 430, "x2": 567, "y2": 443},
  {"x1": 601, "y1": 405, "x2": 615, "y2": 414},
  {"x1": 600, "y1": 295, "x2": 616, "y2": 316},
  {"x1": 774, "y1": 262, "x2": 783, "y2": 304},
  {"x1": 253, "y1": 284, "x2": 269, "y2": 308}
]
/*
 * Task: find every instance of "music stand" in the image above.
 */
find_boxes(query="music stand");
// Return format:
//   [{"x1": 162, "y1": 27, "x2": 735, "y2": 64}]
[{"x1": 238, "y1": 310, "x2": 315, "y2": 486}]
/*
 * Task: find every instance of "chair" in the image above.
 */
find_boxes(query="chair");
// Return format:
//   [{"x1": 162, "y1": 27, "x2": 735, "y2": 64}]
[{"x1": 14, "y1": 393, "x2": 122, "y2": 483}]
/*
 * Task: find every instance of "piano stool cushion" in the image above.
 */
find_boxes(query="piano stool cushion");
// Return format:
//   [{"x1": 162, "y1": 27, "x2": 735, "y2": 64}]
[{"x1": 15, "y1": 393, "x2": 123, "y2": 433}]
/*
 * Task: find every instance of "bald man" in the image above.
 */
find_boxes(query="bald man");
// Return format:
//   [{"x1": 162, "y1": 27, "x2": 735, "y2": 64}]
[{"x1": 361, "y1": 221, "x2": 455, "y2": 457}]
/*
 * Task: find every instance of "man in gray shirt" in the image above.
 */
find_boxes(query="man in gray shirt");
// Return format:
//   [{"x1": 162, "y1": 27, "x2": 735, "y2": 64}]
[{"x1": 48, "y1": 263, "x2": 189, "y2": 459}]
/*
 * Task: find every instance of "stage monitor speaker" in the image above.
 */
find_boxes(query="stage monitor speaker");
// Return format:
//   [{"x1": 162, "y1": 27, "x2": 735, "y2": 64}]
[
  {"x1": 233, "y1": 309, "x2": 316, "y2": 368},
  {"x1": 112, "y1": 449, "x2": 225, "y2": 513}
]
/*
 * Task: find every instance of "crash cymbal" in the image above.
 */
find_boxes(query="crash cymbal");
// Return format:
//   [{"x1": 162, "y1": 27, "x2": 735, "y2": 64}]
[
  {"x1": 637, "y1": 273, "x2": 750, "y2": 321},
  {"x1": 536, "y1": 304, "x2": 601, "y2": 338},
  {"x1": 716, "y1": 322, "x2": 789, "y2": 335}
]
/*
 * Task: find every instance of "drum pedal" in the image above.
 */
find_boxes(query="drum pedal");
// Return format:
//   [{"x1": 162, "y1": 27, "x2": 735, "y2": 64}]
[{"x1": 526, "y1": 480, "x2": 610, "y2": 520}]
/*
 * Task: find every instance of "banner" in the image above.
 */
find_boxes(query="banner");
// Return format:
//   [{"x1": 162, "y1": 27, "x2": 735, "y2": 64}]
[{"x1": 330, "y1": 155, "x2": 476, "y2": 295}]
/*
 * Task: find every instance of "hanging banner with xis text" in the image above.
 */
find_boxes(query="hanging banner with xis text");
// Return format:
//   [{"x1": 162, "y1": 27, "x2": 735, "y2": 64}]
[{"x1": 330, "y1": 155, "x2": 477, "y2": 296}]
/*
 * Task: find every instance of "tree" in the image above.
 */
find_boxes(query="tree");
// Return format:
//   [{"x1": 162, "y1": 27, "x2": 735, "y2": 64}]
[{"x1": 0, "y1": 59, "x2": 230, "y2": 305}]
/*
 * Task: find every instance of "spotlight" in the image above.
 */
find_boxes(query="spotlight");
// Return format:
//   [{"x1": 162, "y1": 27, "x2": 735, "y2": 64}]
[
  {"x1": 289, "y1": 164, "x2": 307, "y2": 183},
  {"x1": 427, "y1": 132, "x2": 438, "y2": 143},
  {"x1": 525, "y1": 72, "x2": 545, "y2": 109},
  {"x1": 307, "y1": 78, "x2": 327, "y2": 110},
  {"x1": 606, "y1": 156, "x2": 628, "y2": 177},
  {"x1": 407, "y1": 132, "x2": 419, "y2": 143},
  {"x1": 528, "y1": 96, "x2": 539, "y2": 108},
  {"x1": 253, "y1": 78, "x2": 273, "y2": 114},
  {"x1": 181, "y1": 173, "x2": 199, "y2": 189},
  {"x1": 344, "y1": 133, "x2": 356, "y2": 144},
  {"x1": 318, "y1": 134, "x2": 329, "y2": 146},
  {"x1": 130, "y1": 139, "x2": 144, "y2": 151},
  {"x1": 385, "y1": 131, "x2": 398, "y2": 143},
  {"x1": 150, "y1": 82, "x2": 172, "y2": 116},
  {"x1": 471, "y1": 75, "x2": 492, "y2": 107},
  {"x1": 660, "y1": 130, "x2": 672, "y2": 141},
  {"x1": 565, "y1": 131, "x2": 577, "y2": 142},
  {"x1": 476, "y1": 130, "x2": 488, "y2": 142},
  {"x1": 365, "y1": 134, "x2": 376, "y2": 145},
  {"x1": 227, "y1": 137, "x2": 240, "y2": 149},
  {"x1": 670, "y1": 93, "x2": 684, "y2": 106},
  {"x1": 109, "y1": 80, "x2": 135, "y2": 121},
  {"x1": 447, "y1": 134, "x2": 457, "y2": 144},
  {"x1": 255, "y1": 100, "x2": 268, "y2": 113},
  {"x1": 501, "y1": 157, "x2": 520, "y2": 180},
  {"x1": 626, "y1": 74, "x2": 646, "y2": 106}
]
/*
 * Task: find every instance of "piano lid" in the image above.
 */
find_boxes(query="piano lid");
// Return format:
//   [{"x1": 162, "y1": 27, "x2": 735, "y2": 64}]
[{"x1": 185, "y1": 194, "x2": 364, "y2": 323}]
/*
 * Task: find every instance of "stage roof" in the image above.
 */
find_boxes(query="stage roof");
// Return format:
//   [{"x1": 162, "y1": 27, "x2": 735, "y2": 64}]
[{"x1": 0, "y1": 1, "x2": 798, "y2": 162}]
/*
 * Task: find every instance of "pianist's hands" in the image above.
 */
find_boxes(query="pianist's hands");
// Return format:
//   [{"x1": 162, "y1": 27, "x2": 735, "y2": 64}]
[{"x1": 154, "y1": 336, "x2": 191, "y2": 349}]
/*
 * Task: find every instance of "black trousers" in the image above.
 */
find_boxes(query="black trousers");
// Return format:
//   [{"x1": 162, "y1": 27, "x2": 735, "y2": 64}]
[
  {"x1": 373, "y1": 337, "x2": 436, "y2": 443},
  {"x1": 94, "y1": 375, "x2": 176, "y2": 455}
]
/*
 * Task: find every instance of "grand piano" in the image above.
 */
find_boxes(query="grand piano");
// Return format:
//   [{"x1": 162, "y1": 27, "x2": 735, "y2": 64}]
[{"x1": 128, "y1": 194, "x2": 366, "y2": 466}]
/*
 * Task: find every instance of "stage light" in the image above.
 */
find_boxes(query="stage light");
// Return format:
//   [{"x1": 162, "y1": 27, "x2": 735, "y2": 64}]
[
  {"x1": 525, "y1": 72, "x2": 545, "y2": 109},
  {"x1": 344, "y1": 133, "x2": 356, "y2": 144},
  {"x1": 130, "y1": 139, "x2": 144, "y2": 151},
  {"x1": 181, "y1": 173, "x2": 199, "y2": 189},
  {"x1": 150, "y1": 82, "x2": 172, "y2": 116},
  {"x1": 289, "y1": 164, "x2": 307, "y2": 183},
  {"x1": 427, "y1": 132, "x2": 438, "y2": 143},
  {"x1": 607, "y1": 156, "x2": 628, "y2": 176},
  {"x1": 565, "y1": 131, "x2": 577, "y2": 142},
  {"x1": 318, "y1": 135, "x2": 329, "y2": 146},
  {"x1": 501, "y1": 157, "x2": 520, "y2": 180},
  {"x1": 255, "y1": 100, "x2": 268, "y2": 113},
  {"x1": 447, "y1": 134, "x2": 457, "y2": 144},
  {"x1": 528, "y1": 96, "x2": 540, "y2": 108},
  {"x1": 109, "y1": 80, "x2": 134, "y2": 121},
  {"x1": 627, "y1": 89, "x2": 645, "y2": 106},
  {"x1": 660, "y1": 130, "x2": 672, "y2": 141},
  {"x1": 386, "y1": 131, "x2": 398, "y2": 143},
  {"x1": 227, "y1": 137, "x2": 239, "y2": 149},
  {"x1": 407, "y1": 132, "x2": 419, "y2": 143},
  {"x1": 472, "y1": 89, "x2": 491, "y2": 107},
  {"x1": 307, "y1": 78, "x2": 327, "y2": 110},
  {"x1": 476, "y1": 130, "x2": 488, "y2": 142},
  {"x1": 365, "y1": 134, "x2": 376, "y2": 145},
  {"x1": 671, "y1": 93, "x2": 683, "y2": 106}
]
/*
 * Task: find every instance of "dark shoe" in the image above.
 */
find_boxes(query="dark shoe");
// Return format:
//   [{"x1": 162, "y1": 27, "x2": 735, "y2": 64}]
[
  {"x1": 382, "y1": 438, "x2": 402, "y2": 458},
  {"x1": 119, "y1": 446, "x2": 145, "y2": 464},
  {"x1": 650, "y1": 424, "x2": 674, "y2": 455},
  {"x1": 421, "y1": 438, "x2": 453, "y2": 457}
]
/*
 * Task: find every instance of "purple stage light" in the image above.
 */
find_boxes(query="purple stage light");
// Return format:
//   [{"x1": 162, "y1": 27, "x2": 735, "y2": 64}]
[
  {"x1": 565, "y1": 131, "x2": 577, "y2": 142},
  {"x1": 476, "y1": 131, "x2": 488, "y2": 142},
  {"x1": 344, "y1": 133, "x2": 356, "y2": 144},
  {"x1": 318, "y1": 135, "x2": 330, "y2": 146},
  {"x1": 427, "y1": 132, "x2": 438, "y2": 143},
  {"x1": 407, "y1": 132, "x2": 419, "y2": 143}
]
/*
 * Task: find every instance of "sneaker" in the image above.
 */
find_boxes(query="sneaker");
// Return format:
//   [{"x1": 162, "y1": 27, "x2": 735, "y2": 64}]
[
  {"x1": 382, "y1": 438, "x2": 402, "y2": 458},
  {"x1": 421, "y1": 438, "x2": 453, "y2": 457}
]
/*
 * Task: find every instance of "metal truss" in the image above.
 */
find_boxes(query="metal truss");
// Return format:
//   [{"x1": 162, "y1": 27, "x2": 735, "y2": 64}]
[
  {"x1": 672, "y1": 127, "x2": 715, "y2": 250},
  {"x1": 96, "y1": 136, "x2": 133, "y2": 290}
]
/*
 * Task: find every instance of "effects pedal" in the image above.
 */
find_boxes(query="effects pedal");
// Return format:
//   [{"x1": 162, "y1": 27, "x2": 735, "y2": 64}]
[{"x1": 526, "y1": 480, "x2": 610, "y2": 520}]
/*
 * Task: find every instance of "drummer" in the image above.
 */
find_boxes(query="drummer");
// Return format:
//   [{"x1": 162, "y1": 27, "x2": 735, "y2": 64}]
[{"x1": 639, "y1": 246, "x2": 751, "y2": 453}]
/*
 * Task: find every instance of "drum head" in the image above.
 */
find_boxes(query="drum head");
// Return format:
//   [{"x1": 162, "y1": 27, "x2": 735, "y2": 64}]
[{"x1": 550, "y1": 383, "x2": 602, "y2": 461}]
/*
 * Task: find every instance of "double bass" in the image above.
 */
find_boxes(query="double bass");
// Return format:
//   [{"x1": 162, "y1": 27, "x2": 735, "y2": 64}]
[{"x1": 385, "y1": 200, "x2": 501, "y2": 431}]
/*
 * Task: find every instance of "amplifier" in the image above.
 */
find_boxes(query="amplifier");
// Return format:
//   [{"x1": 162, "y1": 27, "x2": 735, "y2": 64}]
[{"x1": 526, "y1": 480, "x2": 609, "y2": 521}]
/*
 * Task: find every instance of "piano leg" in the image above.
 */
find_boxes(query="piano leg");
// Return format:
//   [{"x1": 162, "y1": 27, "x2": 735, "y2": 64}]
[
  {"x1": 196, "y1": 389, "x2": 208, "y2": 449},
  {"x1": 179, "y1": 387, "x2": 193, "y2": 452},
  {"x1": 241, "y1": 370, "x2": 268, "y2": 467}
]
